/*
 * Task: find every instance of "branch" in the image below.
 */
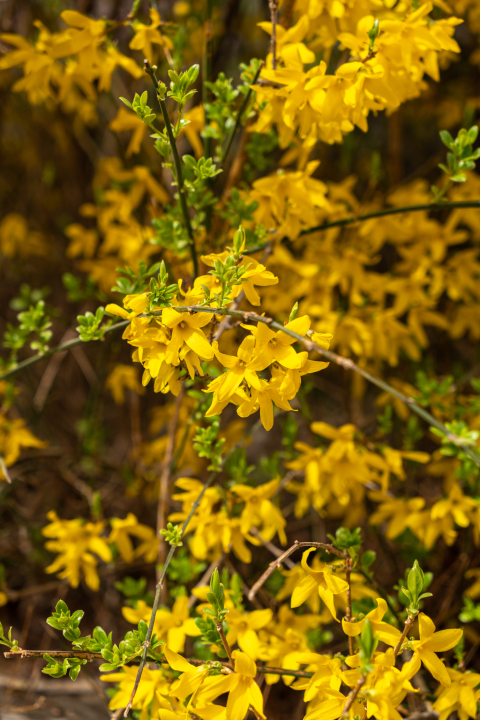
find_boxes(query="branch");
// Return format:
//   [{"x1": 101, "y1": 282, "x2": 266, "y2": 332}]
[
  {"x1": 4, "y1": 650, "x2": 102, "y2": 660},
  {"x1": 163, "y1": 305, "x2": 480, "y2": 468},
  {"x1": 394, "y1": 614, "x2": 416, "y2": 658},
  {"x1": 342, "y1": 676, "x2": 366, "y2": 716},
  {"x1": 144, "y1": 61, "x2": 198, "y2": 279},
  {"x1": 248, "y1": 540, "x2": 347, "y2": 601},
  {"x1": 124, "y1": 417, "x2": 262, "y2": 717},
  {"x1": 221, "y1": 61, "x2": 264, "y2": 167},
  {"x1": 0, "y1": 320, "x2": 130, "y2": 382},
  {"x1": 345, "y1": 557, "x2": 354, "y2": 656},
  {"x1": 299, "y1": 200, "x2": 480, "y2": 237},
  {"x1": 157, "y1": 388, "x2": 184, "y2": 590},
  {"x1": 242, "y1": 200, "x2": 480, "y2": 255}
]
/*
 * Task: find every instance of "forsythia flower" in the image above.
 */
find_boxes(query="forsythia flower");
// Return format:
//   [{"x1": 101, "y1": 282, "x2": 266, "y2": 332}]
[
  {"x1": 42, "y1": 511, "x2": 112, "y2": 590},
  {"x1": 101, "y1": 665, "x2": 169, "y2": 720},
  {"x1": 291, "y1": 548, "x2": 349, "y2": 619},
  {"x1": 196, "y1": 650, "x2": 265, "y2": 720},
  {"x1": 408, "y1": 613, "x2": 463, "y2": 686},
  {"x1": 433, "y1": 668, "x2": 480, "y2": 720},
  {"x1": 108, "y1": 513, "x2": 158, "y2": 563}
]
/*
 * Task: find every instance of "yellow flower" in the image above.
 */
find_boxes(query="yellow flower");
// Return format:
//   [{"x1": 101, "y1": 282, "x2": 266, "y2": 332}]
[
  {"x1": 291, "y1": 548, "x2": 349, "y2": 620},
  {"x1": 162, "y1": 307, "x2": 214, "y2": 364},
  {"x1": 369, "y1": 492, "x2": 426, "y2": 540},
  {"x1": 109, "y1": 107, "x2": 147, "y2": 156},
  {"x1": 342, "y1": 598, "x2": 401, "y2": 647},
  {"x1": 129, "y1": 8, "x2": 173, "y2": 64},
  {"x1": 105, "y1": 364, "x2": 145, "y2": 405},
  {"x1": 433, "y1": 667, "x2": 480, "y2": 720},
  {"x1": 162, "y1": 645, "x2": 211, "y2": 703},
  {"x1": 122, "y1": 595, "x2": 201, "y2": 652},
  {"x1": 101, "y1": 665, "x2": 169, "y2": 720},
  {"x1": 245, "y1": 315, "x2": 311, "y2": 369},
  {"x1": 408, "y1": 613, "x2": 463, "y2": 686},
  {"x1": 0, "y1": 415, "x2": 47, "y2": 478},
  {"x1": 225, "y1": 607, "x2": 273, "y2": 660},
  {"x1": 42, "y1": 511, "x2": 112, "y2": 590},
  {"x1": 108, "y1": 513, "x2": 158, "y2": 563},
  {"x1": 231, "y1": 478, "x2": 287, "y2": 544},
  {"x1": 206, "y1": 337, "x2": 268, "y2": 405},
  {"x1": 196, "y1": 650, "x2": 265, "y2": 720}
]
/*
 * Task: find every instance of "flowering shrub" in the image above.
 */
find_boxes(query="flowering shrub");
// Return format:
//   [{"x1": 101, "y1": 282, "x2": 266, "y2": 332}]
[{"x1": 1, "y1": 1, "x2": 480, "y2": 719}]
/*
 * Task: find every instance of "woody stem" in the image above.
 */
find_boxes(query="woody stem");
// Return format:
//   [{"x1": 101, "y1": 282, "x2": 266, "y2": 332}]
[
  {"x1": 144, "y1": 60, "x2": 198, "y2": 279},
  {"x1": 215, "y1": 621, "x2": 234, "y2": 664},
  {"x1": 342, "y1": 676, "x2": 366, "y2": 717},
  {"x1": 394, "y1": 614, "x2": 416, "y2": 659},
  {"x1": 345, "y1": 557, "x2": 355, "y2": 656}
]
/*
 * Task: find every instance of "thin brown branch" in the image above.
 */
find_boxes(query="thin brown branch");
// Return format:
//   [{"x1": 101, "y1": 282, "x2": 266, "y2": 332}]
[
  {"x1": 249, "y1": 527, "x2": 295, "y2": 569},
  {"x1": 269, "y1": 0, "x2": 278, "y2": 69},
  {"x1": 216, "y1": 622, "x2": 234, "y2": 663},
  {"x1": 157, "y1": 387, "x2": 184, "y2": 589},
  {"x1": 248, "y1": 540, "x2": 347, "y2": 601},
  {"x1": 4, "y1": 650, "x2": 102, "y2": 660},
  {"x1": 342, "y1": 676, "x2": 366, "y2": 716},
  {"x1": 394, "y1": 614, "x2": 416, "y2": 658},
  {"x1": 345, "y1": 557, "x2": 354, "y2": 656}
]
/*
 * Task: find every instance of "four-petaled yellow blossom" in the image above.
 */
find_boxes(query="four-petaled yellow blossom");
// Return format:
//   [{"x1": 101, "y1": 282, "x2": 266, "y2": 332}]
[
  {"x1": 408, "y1": 613, "x2": 463, "y2": 686},
  {"x1": 291, "y1": 548, "x2": 349, "y2": 620},
  {"x1": 42, "y1": 511, "x2": 112, "y2": 590},
  {"x1": 225, "y1": 607, "x2": 273, "y2": 660},
  {"x1": 342, "y1": 598, "x2": 401, "y2": 647},
  {"x1": 433, "y1": 667, "x2": 480, "y2": 720},
  {"x1": 108, "y1": 513, "x2": 158, "y2": 563},
  {"x1": 196, "y1": 650, "x2": 265, "y2": 720},
  {"x1": 101, "y1": 665, "x2": 169, "y2": 720}
]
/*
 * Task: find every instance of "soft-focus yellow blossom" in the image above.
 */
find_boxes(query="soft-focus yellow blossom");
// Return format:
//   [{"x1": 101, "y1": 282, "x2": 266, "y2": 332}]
[
  {"x1": 42, "y1": 511, "x2": 112, "y2": 590},
  {"x1": 407, "y1": 613, "x2": 463, "y2": 686}
]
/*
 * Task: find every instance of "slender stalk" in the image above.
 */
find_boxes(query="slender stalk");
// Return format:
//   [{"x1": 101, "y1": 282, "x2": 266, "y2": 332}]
[
  {"x1": 248, "y1": 540, "x2": 347, "y2": 601},
  {"x1": 299, "y1": 199, "x2": 480, "y2": 237},
  {"x1": 221, "y1": 61, "x2": 264, "y2": 166},
  {"x1": 157, "y1": 388, "x2": 183, "y2": 590},
  {"x1": 144, "y1": 61, "x2": 198, "y2": 278},
  {"x1": 342, "y1": 676, "x2": 366, "y2": 717},
  {"x1": 345, "y1": 557, "x2": 355, "y2": 656},
  {"x1": 4, "y1": 650, "x2": 102, "y2": 659},
  {"x1": 124, "y1": 418, "x2": 262, "y2": 716},
  {"x1": 203, "y1": 0, "x2": 213, "y2": 235},
  {"x1": 4, "y1": 650, "x2": 315, "y2": 679},
  {"x1": 0, "y1": 320, "x2": 130, "y2": 382},
  {"x1": 215, "y1": 622, "x2": 234, "y2": 663},
  {"x1": 242, "y1": 199, "x2": 480, "y2": 255},
  {"x1": 268, "y1": 1, "x2": 278, "y2": 69},
  {"x1": 394, "y1": 614, "x2": 416, "y2": 658}
]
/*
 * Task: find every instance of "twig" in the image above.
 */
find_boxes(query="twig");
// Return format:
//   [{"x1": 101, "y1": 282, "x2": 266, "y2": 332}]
[
  {"x1": 268, "y1": 1, "x2": 278, "y2": 69},
  {"x1": 157, "y1": 388, "x2": 184, "y2": 589},
  {"x1": 4, "y1": 650, "x2": 102, "y2": 659},
  {"x1": 342, "y1": 676, "x2": 366, "y2": 716},
  {"x1": 221, "y1": 61, "x2": 264, "y2": 166},
  {"x1": 248, "y1": 540, "x2": 347, "y2": 601},
  {"x1": 298, "y1": 200, "x2": 480, "y2": 236},
  {"x1": 216, "y1": 622, "x2": 234, "y2": 663},
  {"x1": 345, "y1": 557, "x2": 354, "y2": 656},
  {"x1": 124, "y1": 418, "x2": 262, "y2": 716},
  {"x1": 242, "y1": 199, "x2": 480, "y2": 255},
  {"x1": 0, "y1": 456, "x2": 12, "y2": 483},
  {"x1": 1, "y1": 696, "x2": 46, "y2": 713},
  {"x1": 0, "y1": 320, "x2": 130, "y2": 381},
  {"x1": 144, "y1": 60, "x2": 198, "y2": 278},
  {"x1": 160, "y1": 305, "x2": 480, "y2": 467},
  {"x1": 394, "y1": 614, "x2": 416, "y2": 658},
  {"x1": 249, "y1": 527, "x2": 295, "y2": 569}
]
